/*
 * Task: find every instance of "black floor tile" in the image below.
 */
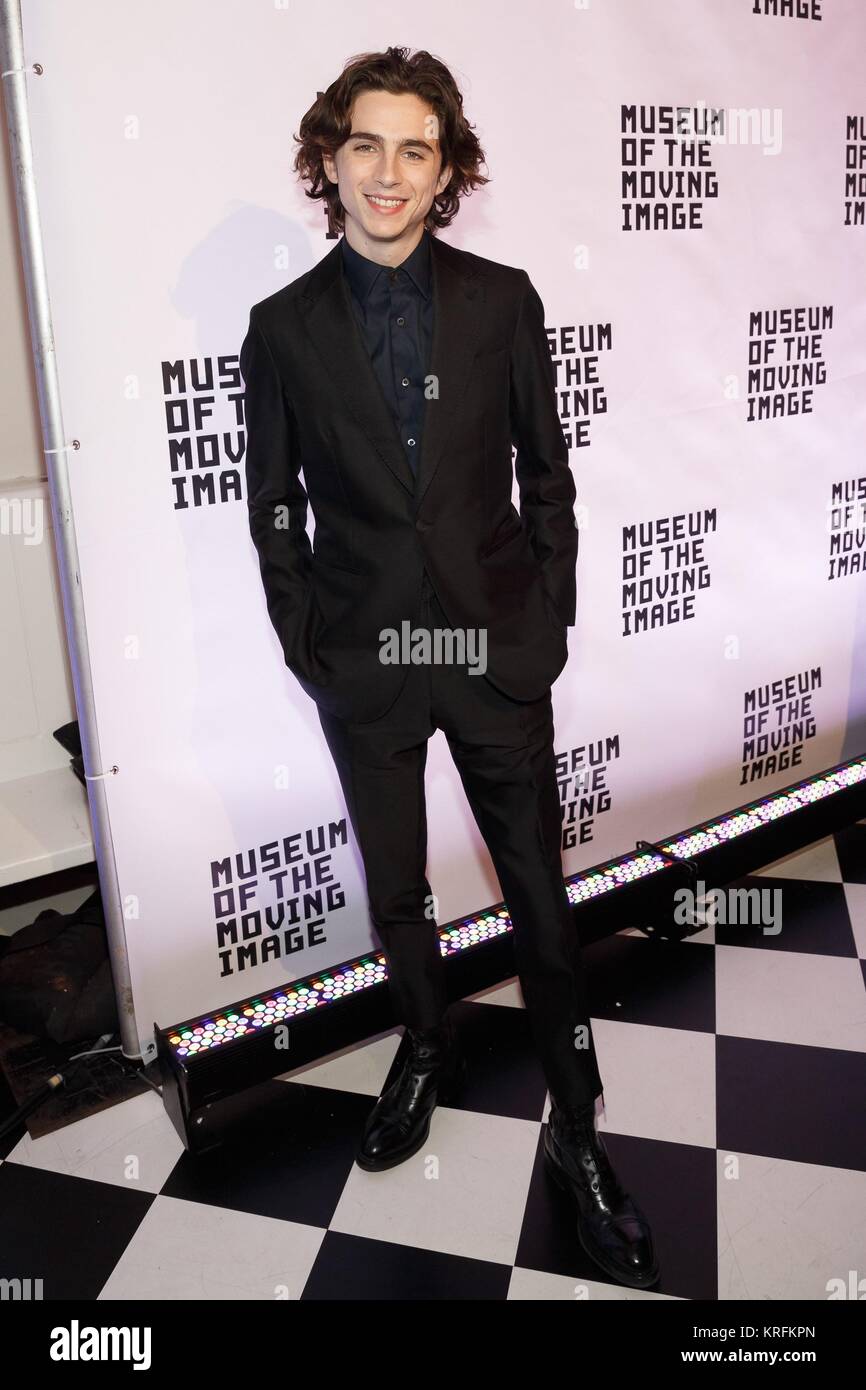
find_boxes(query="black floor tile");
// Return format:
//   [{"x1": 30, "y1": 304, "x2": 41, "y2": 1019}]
[
  {"x1": 445, "y1": 998, "x2": 550, "y2": 1121},
  {"x1": 301, "y1": 1229, "x2": 512, "y2": 1299},
  {"x1": 586, "y1": 934, "x2": 716, "y2": 1033},
  {"x1": 833, "y1": 825, "x2": 866, "y2": 885},
  {"x1": 717, "y1": 1035, "x2": 866, "y2": 1171},
  {"x1": 516, "y1": 1126, "x2": 718, "y2": 1300},
  {"x1": 0, "y1": 1162, "x2": 153, "y2": 1299},
  {"x1": 161, "y1": 1079, "x2": 371, "y2": 1227},
  {"x1": 714, "y1": 877, "x2": 857, "y2": 956}
]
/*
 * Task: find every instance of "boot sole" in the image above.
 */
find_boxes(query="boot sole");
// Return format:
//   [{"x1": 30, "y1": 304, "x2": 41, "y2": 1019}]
[{"x1": 543, "y1": 1142, "x2": 661, "y2": 1290}]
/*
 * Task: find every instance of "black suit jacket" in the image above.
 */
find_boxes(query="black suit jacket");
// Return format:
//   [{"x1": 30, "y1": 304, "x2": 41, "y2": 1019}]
[{"x1": 240, "y1": 233, "x2": 578, "y2": 724}]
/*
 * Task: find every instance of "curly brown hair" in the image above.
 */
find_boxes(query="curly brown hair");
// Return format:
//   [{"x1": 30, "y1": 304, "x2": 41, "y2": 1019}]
[{"x1": 293, "y1": 46, "x2": 489, "y2": 233}]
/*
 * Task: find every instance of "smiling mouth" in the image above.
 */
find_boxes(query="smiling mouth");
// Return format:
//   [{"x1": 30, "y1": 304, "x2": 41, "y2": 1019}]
[{"x1": 365, "y1": 194, "x2": 408, "y2": 209}]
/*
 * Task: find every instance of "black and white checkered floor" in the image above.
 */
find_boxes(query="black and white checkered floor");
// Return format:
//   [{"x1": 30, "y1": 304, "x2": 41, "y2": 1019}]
[{"x1": 2, "y1": 827, "x2": 865, "y2": 1301}]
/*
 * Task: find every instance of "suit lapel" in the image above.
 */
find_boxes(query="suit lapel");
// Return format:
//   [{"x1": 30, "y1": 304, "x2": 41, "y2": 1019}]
[
  {"x1": 416, "y1": 235, "x2": 484, "y2": 508},
  {"x1": 299, "y1": 234, "x2": 484, "y2": 507}
]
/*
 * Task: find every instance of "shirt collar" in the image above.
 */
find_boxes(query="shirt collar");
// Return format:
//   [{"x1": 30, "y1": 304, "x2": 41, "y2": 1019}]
[{"x1": 340, "y1": 228, "x2": 432, "y2": 303}]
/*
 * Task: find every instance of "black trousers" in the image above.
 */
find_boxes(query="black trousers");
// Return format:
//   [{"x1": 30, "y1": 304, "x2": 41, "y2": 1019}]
[{"x1": 316, "y1": 571, "x2": 603, "y2": 1109}]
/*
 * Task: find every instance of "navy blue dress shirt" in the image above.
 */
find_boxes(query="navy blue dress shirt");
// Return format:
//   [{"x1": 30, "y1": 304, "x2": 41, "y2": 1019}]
[{"x1": 340, "y1": 229, "x2": 433, "y2": 479}]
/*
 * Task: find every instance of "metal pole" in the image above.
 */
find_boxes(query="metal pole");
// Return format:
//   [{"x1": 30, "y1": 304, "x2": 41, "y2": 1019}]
[{"x1": 1, "y1": 0, "x2": 142, "y2": 1060}]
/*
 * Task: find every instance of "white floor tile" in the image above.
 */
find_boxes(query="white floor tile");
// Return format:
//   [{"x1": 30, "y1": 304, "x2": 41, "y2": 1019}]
[
  {"x1": 463, "y1": 978, "x2": 525, "y2": 1008},
  {"x1": 590, "y1": 1019, "x2": 717, "y2": 1148},
  {"x1": 752, "y1": 836, "x2": 841, "y2": 884},
  {"x1": 717, "y1": 1151, "x2": 866, "y2": 1300},
  {"x1": 716, "y1": 945, "x2": 866, "y2": 1051},
  {"x1": 508, "y1": 1264, "x2": 681, "y2": 1300},
  {"x1": 6, "y1": 1090, "x2": 183, "y2": 1192},
  {"x1": 329, "y1": 1107, "x2": 539, "y2": 1265},
  {"x1": 275, "y1": 1028, "x2": 401, "y2": 1096},
  {"x1": 98, "y1": 1194, "x2": 326, "y2": 1300},
  {"x1": 843, "y1": 882, "x2": 866, "y2": 958}
]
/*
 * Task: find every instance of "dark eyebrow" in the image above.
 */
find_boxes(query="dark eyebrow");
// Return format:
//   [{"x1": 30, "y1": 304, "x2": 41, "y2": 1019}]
[{"x1": 348, "y1": 130, "x2": 434, "y2": 152}]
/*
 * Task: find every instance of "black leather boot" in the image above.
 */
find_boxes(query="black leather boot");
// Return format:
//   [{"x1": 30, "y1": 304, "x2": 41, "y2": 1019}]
[
  {"x1": 543, "y1": 1099, "x2": 660, "y2": 1288},
  {"x1": 355, "y1": 1016, "x2": 466, "y2": 1172}
]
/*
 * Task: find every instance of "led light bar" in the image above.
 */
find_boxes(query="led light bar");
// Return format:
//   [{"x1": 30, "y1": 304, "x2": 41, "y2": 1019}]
[
  {"x1": 167, "y1": 955, "x2": 388, "y2": 1060},
  {"x1": 157, "y1": 751, "x2": 866, "y2": 1150},
  {"x1": 664, "y1": 756, "x2": 866, "y2": 859},
  {"x1": 162, "y1": 752, "x2": 866, "y2": 1063}
]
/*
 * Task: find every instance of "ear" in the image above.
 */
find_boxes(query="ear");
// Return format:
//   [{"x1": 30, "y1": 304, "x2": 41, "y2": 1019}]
[
  {"x1": 436, "y1": 162, "x2": 452, "y2": 193},
  {"x1": 322, "y1": 151, "x2": 338, "y2": 184}
]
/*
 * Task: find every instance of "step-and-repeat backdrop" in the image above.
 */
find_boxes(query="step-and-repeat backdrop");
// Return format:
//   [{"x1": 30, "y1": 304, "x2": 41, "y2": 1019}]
[{"x1": 20, "y1": 0, "x2": 866, "y2": 1055}]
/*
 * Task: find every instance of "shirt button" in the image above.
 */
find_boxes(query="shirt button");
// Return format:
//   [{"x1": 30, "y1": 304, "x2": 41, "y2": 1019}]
[
  {"x1": 401, "y1": 377, "x2": 409, "y2": 387},
  {"x1": 396, "y1": 317, "x2": 405, "y2": 326},
  {"x1": 407, "y1": 438, "x2": 416, "y2": 446}
]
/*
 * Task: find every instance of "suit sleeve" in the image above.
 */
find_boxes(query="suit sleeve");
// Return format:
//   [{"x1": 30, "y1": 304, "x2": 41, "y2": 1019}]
[
  {"x1": 509, "y1": 271, "x2": 578, "y2": 627},
  {"x1": 240, "y1": 308, "x2": 313, "y2": 648}
]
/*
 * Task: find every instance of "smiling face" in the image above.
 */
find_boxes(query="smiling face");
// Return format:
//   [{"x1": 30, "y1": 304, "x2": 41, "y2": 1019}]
[{"x1": 322, "y1": 87, "x2": 452, "y2": 265}]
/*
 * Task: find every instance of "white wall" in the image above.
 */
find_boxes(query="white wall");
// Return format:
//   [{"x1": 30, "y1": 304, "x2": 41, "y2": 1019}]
[{"x1": 0, "y1": 81, "x2": 95, "y2": 929}]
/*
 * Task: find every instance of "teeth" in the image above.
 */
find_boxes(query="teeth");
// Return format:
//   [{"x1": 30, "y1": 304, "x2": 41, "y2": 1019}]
[{"x1": 368, "y1": 195, "x2": 405, "y2": 207}]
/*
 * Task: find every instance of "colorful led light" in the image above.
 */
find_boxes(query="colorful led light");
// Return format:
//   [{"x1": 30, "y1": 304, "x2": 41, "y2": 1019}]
[{"x1": 164, "y1": 755, "x2": 866, "y2": 1062}]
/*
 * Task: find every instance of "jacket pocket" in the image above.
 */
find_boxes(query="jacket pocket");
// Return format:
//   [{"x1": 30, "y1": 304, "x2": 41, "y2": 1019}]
[{"x1": 311, "y1": 552, "x2": 366, "y2": 577}]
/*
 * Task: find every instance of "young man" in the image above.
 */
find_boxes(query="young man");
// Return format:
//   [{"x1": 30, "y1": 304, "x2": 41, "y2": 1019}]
[{"x1": 240, "y1": 46, "x2": 658, "y2": 1289}]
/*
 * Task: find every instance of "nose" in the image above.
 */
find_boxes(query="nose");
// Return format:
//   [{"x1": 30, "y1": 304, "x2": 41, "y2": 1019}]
[{"x1": 374, "y1": 148, "x2": 402, "y2": 187}]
